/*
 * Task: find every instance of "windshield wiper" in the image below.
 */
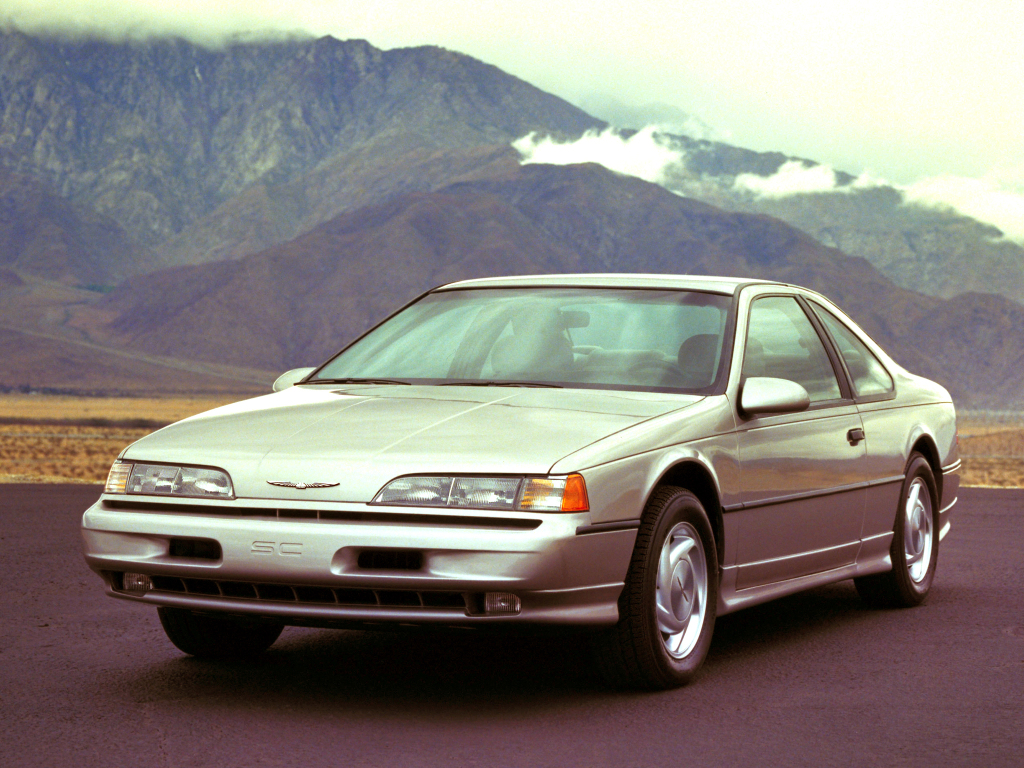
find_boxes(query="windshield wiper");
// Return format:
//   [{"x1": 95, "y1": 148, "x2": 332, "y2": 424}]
[
  {"x1": 305, "y1": 377, "x2": 412, "y2": 385},
  {"x1": 441, "y1": 381, "x2": 563, "y2": 388}
]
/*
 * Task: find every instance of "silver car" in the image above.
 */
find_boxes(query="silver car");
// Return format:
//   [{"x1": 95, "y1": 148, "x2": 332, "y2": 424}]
[{"x1": 82, "y1": 274, "x2": 959, "y2": 688}]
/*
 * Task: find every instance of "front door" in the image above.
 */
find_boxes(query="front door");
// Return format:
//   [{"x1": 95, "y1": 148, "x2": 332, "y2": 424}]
[{"x1": 733, "y1": 295, "x2": 868, "y2": 589}]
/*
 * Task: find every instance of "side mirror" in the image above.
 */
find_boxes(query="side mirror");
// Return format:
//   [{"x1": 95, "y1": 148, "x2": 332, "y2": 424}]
[
  {"x1": 740, "y1": 377, "x2": 811, "y2": 417},
  {"x1": 272, "y1": 367, "x2": 316, "y2": 392}
]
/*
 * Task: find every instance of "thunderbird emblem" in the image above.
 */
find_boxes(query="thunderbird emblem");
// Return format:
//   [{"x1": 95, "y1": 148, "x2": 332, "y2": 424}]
[{"x1": 267, "y1": 481, "x2": 339, "y2": 490}]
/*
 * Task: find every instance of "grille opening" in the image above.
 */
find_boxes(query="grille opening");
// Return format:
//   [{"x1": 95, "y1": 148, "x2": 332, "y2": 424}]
[
  {"x1": 151, "y1": 575, "x2": 186, "y2": 592},
  {"x1": 220, "y1": 581, "x2": 258, "y2": 599},
  {"x1": 255, "y1": 583, "x2": 296, "y2": 601},
  {"x1": 294, "y1": 586, "x2": 336, "y2": 603},
  {"x1": 421, "y1": 591, "x2": 467, "y2": 608},
  {"x1": 182, "y1": 578, "x2": 220, "y2": 595},
  {"x1": 377, "y1": 590, "x2": 422, "y2": 607},
  {"x1": 334, "y1": 588, "x2": 378, "y2": 605},
  {"x1": 277, "y1": 508, "x2": 318, "y2": 519},
  {"x1": 113, "y1": 573, "x2": 466, "y2": 612},
  {"x1": 357, "y1": 549, "x2": 423, "y2": 571},
  {"x1": 168, "y1": 537, "x2": 221, "y2": 560}
]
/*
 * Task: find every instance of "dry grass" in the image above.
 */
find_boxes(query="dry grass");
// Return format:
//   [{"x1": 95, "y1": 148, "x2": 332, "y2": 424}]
[
  {"x1": 0, "y1": 423, "x2": 151, "y2": 483},
  {"x1": 957, "y1": 413, "x2": 1024, "y2": 488},
  {"x1": 0, "y1": 394, "x2": 251, "y2": 484},
  {"x1": 0, "y1": 393, "x2": 243, "y2": 425},
  {"x1": 1, "y1": 395, "x2": 1022, "y2": 487}
]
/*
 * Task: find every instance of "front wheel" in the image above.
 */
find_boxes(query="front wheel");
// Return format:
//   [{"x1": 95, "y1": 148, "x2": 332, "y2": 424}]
[
  {"x1": 158, "y1": 607, "x2": 284, "y2": 659},
  {"x1": 592, "y1": 486, "x2": 718, "y2": 689},
  {"x1": 855, "y1": 453, "x2": 939, "y2": 608}
]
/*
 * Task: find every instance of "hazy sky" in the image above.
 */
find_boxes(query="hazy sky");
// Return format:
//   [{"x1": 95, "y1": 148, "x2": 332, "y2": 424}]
[{"x1": 3, "y1": 0, "x2": 1023, "y2": 187}]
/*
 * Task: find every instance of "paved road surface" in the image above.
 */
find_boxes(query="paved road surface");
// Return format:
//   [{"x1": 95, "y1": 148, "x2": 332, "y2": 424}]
[{"x1": 1, "y1": 485, "x2": 1021, "y2": 767}]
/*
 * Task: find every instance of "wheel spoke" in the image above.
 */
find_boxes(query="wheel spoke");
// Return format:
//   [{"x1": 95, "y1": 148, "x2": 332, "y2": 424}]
[
  {"x1": 657, "y1": 600, "x2": 684, "y2": 633},
  {"x1": 906, "y1": 483, "x2": 922, "y2": 516},
  {"x1": 669, "y1": 537, "x2": 695, "y2": 563}
]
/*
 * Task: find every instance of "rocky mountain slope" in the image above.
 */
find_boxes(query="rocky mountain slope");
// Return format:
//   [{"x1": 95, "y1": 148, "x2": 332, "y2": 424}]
[
  {"x1": 3, "y1": 30, "x2": 1021, "y2": 308},
  {"x1": 0, "y1": 30, "x2": 598, "y2": 276},
  {"x1": 659, "y1": 135, "x2": 1024, "y2": 304},
  {"x1": 0, "y1": 30, "x2": 1021, "y2": 407},
  {"x1": 95, "y1": 163, "x2": 1024, "y2": 408},
  {"x1": 0, "y1": 166, "x2": 141, "y2": 285}
]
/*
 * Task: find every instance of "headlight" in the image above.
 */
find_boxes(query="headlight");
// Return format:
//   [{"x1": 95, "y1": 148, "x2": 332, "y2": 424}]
[
  {"x1": 371, "y1": 473, "x2": 588, "y2": 512},
  {"x1": 104, "y1": 461, "x2": 234, "y2": 499}
]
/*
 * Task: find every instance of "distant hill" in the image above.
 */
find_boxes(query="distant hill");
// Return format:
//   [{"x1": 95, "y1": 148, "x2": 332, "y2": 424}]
[
  {"x1": 657, "y1": 139, "x2": 1024, "y2": 306},
  {"x1": 3, "y1": 29, "x2": 1021, "y2": 308},
  {"x1": 0, "y1": 30, "x2": 1021, "y2": 407},
  {"x1": 0, "y1": 166, "x2": 141, "y2": 285},
  {"x1": 95, "y1": 163, "x2": 1024, "y2": 408},
  {"x1": 0, "y1": 31, "x2": 598, "y2": 273}
]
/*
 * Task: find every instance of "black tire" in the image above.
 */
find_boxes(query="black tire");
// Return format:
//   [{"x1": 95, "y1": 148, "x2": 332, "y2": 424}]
[
  {"x1": 855, "y1": 453, "x2": 939, "y2": 608},
  {"x1": 592, "y1": 486, "x2": 718, "y2": 689},
  {"x1": 157, "y1": 607, "x2": 284, "y2": 659}
]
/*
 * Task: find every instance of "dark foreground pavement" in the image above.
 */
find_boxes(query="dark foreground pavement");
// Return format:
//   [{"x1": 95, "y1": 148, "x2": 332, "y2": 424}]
[{"x1": 1, "y1": 484, "x2": 1022, "y2": 767}]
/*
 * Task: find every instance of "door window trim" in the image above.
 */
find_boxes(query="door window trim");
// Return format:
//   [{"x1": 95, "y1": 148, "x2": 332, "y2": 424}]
[
  {"x1": 737, "y1": 292, "x2": 854, "y2": 416},
  {"x1": 805, "y1": 299, "x2": 897, "y2": 404}
]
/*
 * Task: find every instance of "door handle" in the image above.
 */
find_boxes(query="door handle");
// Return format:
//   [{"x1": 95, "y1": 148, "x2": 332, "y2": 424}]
[{"x1": 847, "y1": 427, "x2": 865, "y2": 445}]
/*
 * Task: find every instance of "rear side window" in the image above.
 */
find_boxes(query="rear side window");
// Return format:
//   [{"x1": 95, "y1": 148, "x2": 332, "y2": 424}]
[
  {"x1": 742, "y1": 296, "x2": 841, "y2": 403},
  {"x1": 810, "y1": 303, "x2": 894, "y2": 397}
]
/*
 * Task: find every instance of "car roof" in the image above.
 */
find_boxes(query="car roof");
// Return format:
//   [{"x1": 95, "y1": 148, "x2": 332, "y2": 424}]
[{"x1": 436, "y1": 274, "x2": 780, "y2": 295}]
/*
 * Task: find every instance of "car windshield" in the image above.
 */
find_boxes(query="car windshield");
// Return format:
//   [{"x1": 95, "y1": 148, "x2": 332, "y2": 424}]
[{"x1": 311, "y1": 287, "x2": 733, "y2": 393}]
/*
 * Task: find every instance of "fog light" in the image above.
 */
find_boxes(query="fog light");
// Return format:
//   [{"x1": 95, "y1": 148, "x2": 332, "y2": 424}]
[
  {"x1": 484, "y1": 592, "x2": 521, "y2": 615},
  {"x1": 122, "y1": 573, "x2": 153, "y2": 593}
]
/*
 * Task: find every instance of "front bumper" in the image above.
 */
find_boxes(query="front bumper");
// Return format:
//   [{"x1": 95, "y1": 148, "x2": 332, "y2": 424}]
[{"x1": 81, "y1": 495, "x2": 636, "y2": 627}]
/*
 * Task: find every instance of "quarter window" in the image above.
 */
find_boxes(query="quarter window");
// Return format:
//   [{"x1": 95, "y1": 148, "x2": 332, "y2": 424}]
[
  {"x1": 810, "y1": 303, "x2": 894, "y2": 397},
  {"x1": 742, "y1": 296, "x2": 841, "y2": 403}
]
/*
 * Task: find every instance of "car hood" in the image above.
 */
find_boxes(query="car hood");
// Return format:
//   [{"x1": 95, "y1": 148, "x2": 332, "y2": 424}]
[{"x1": 121, "y1": 385, "x2": 701, "y2": 502}]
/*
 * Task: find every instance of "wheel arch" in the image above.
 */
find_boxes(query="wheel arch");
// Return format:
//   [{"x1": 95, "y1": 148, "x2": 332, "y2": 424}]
[
  {"x1": 908, "y1": 431, "x2": 943, "y2": 504},
  {"x1": 649, "y1": 459, "x2": 725, "y2": 569}
]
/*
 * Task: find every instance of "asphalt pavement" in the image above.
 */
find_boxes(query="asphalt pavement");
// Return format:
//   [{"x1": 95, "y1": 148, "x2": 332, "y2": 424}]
[{"x1": 1, "y1": 484, "x2": 1021, "y2": 767}]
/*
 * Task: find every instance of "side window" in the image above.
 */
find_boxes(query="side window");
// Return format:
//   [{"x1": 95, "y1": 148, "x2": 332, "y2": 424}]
[
  {"x1": 810, "y1": 303, "x2": 894, "y2": 397},
  {"x1": 742, "y1": 296, "x2": 842, "y2": 403}
]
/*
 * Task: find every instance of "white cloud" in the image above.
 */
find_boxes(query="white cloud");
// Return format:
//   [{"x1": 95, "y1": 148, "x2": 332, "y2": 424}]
[
  {"x1": 734, "y1": 161, "x2": 841, "y2": 198},
  {"x1": 514, "y1": 131, "x2": 1024, "y2": 246},
  {"x1": 733, "y1": 161, "x2": 889, "y2": 198},
  {"x1": 513, "y1": 127, "x2": 685, "y2": 185},
  {"x1": 903, "y1": 174, "x2": 1024, "y2": 242}
]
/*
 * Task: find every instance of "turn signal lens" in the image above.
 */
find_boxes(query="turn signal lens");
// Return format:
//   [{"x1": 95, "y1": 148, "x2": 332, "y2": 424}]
[
  {"x1": 105, "y1": 461, "x2": 133, "y2": 494},
  {"x1": 519, "y1": 477, "x2": 564, "y2": 511},
  {"x1": 560, "y1": 473, "x2": 589, "y2": 512}
]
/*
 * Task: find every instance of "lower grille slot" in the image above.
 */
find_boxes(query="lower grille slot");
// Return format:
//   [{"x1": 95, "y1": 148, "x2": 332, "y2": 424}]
[
  {"x1": 150, "y1": 575, "x2": 186, "y2": 592},
  {"x1": 115, "y1": 573, "x2": 466, "y2": 612},
  {"x1": 376, "y1": 590, "x2": 422, "y2": 607},
  {"x1": 219, "y1": 581, "x2": 258, "y2": 599},
  {"x1": 255, "y1": 583, "x2": 297, "y2": 601},
  {"x1": 295, "y1": 586, "x2": 337, "y2": 604},
  {"x1": 422, "y1": 591, "x2": 468, "y2": 608},
  {"x1": 333, "y1": 588, "x2": 378, "y2": 606},
  {"x1": 182, "y1": 578, "x2": 220, "y2": 596}
]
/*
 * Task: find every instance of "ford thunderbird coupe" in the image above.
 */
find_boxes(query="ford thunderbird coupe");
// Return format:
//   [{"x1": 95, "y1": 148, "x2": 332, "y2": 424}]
[{"x1": 82, "y1": 274, "x2": 959, "y2": 688}]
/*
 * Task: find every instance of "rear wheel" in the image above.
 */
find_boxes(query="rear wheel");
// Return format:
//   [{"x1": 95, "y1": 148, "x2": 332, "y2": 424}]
[
  {"x1": 592, "y1": 486, "x2": 718, "y2": 689},
  {"x1": 855, "y1": 453, "x2": 939, "y2": 608},
  {"x1": 158, "y1": 607, "x2": 284, "y2": 659}
]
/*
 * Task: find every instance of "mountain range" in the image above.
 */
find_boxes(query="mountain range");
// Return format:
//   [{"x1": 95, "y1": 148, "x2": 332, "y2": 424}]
[{"x1": 0, "y1": 30, "x2": 1021, "y2": 407}]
